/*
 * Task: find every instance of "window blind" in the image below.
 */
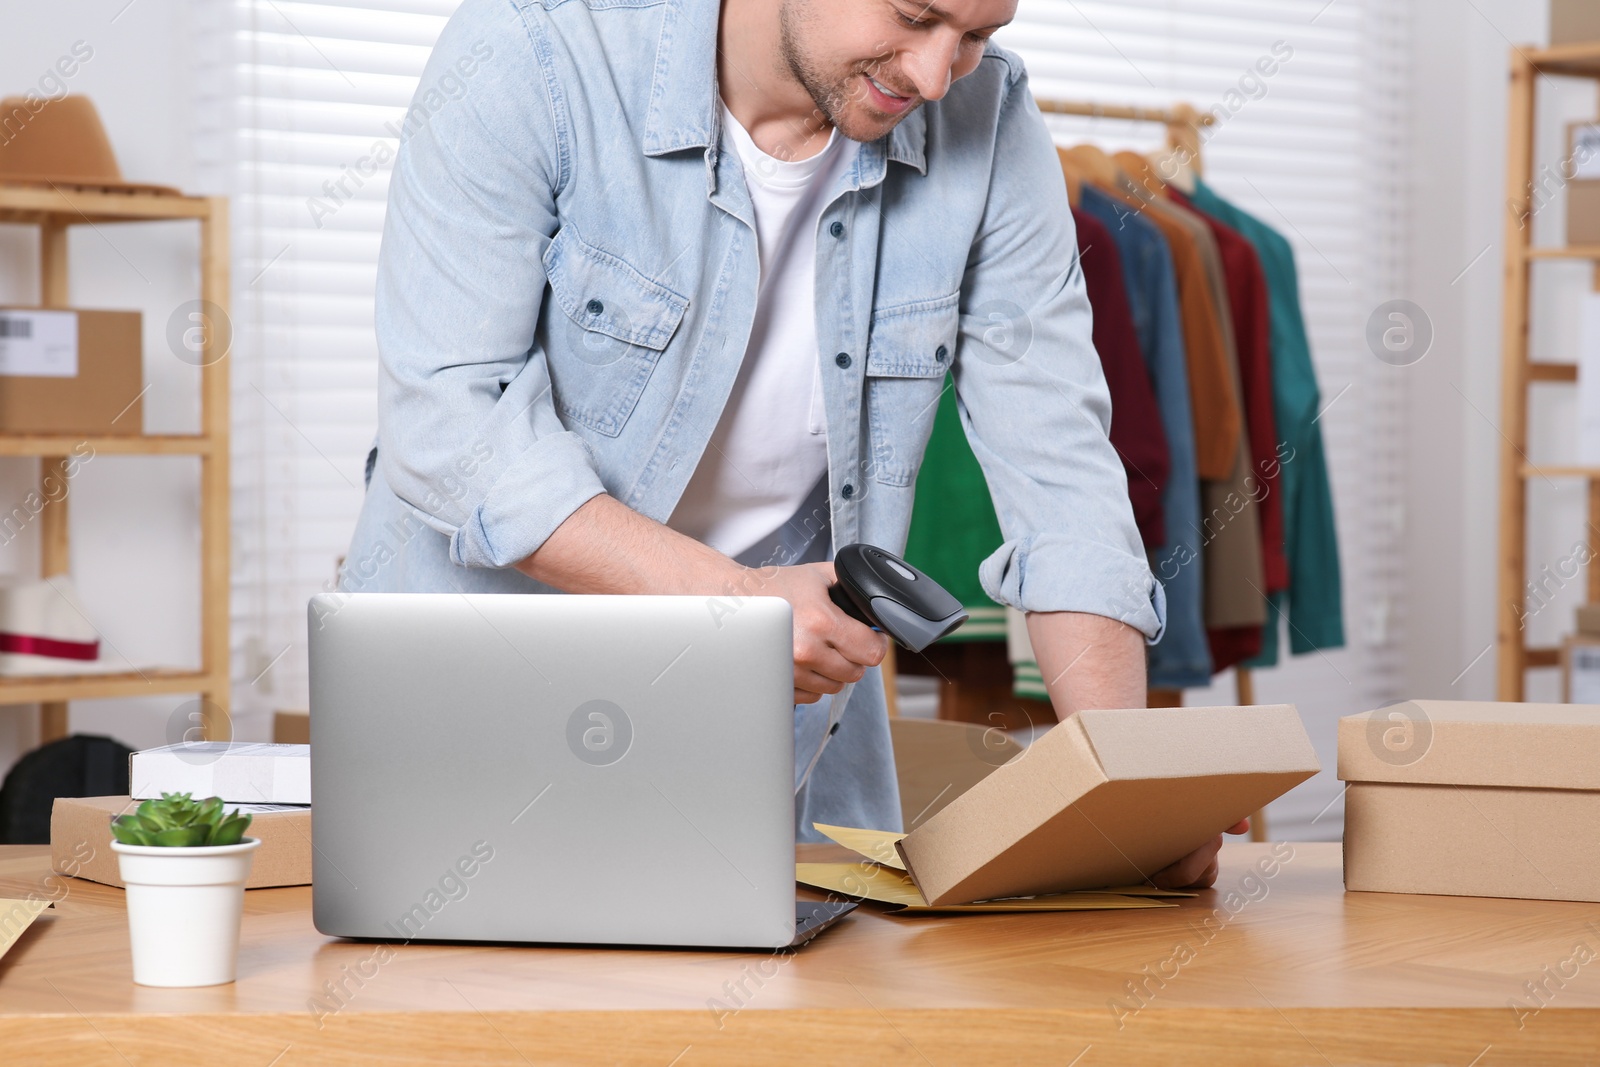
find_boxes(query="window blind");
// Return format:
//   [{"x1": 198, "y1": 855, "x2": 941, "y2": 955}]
[
  {"x1": 194, "y1": 0, "x2": 465, "y2": 736},
  {"x1": 200, "y1": 0, "x2": 1410, "y2": 840}
]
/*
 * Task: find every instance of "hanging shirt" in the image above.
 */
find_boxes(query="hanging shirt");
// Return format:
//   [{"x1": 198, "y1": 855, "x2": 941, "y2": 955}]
[
  {"x1": 1119, "y1": 182, "x2": 1267, "y2": 644},
  {"x1": 1089, "y1": 171, "x2": 1240, "y2": 483},
  {"x1": 1073, "y1": 207, "x2": 1170, "y2": 547},
  {"x1": 902, "y1": 382, "x2": 1009, "y2": 640},
  {"x1": 1171, "y1": 189, "x2": 1287, "y2": 596},
  {"x1": 1185, "y1": 178, "x2": 1345, "y2": 664},
  {"x1": 666, "y1": 105, "x2": 859, "y2": 559},
  {"x1": 1078, "y1": 184, "x2": 1213, "y2": 689}
]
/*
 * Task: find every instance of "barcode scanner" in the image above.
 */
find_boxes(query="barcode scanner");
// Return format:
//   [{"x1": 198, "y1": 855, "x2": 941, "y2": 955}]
[
  {"x1": 827, "y1": 543, "x2": 968, "y2": 652},
  {"x1": 796, "y1": 545, "x2": 968, "y2": 794}
]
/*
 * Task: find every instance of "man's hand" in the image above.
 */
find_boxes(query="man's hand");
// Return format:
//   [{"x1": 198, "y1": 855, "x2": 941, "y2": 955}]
[
  {"x1": 517, "y1": 496, "x2": 885, "y2": 703},
  {"x1": 1150, "y1": 819, "x2": 1251, "y2": 889},
  {"x1": 758, "y1": 562, "x2": 888, "y2": 704}
]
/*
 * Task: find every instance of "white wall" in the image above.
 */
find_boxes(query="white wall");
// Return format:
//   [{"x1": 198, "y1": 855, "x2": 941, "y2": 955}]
[
  {"x1": 0, "y1": 0, "x2": 227, "y2": 776},
  {"x1": 1403, "y1": 1, "x2": 1588, "y2": 705}
]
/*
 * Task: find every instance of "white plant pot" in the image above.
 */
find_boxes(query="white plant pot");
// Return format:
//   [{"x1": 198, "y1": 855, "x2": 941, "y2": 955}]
[{"x1": 111, "y1": 837, "x2": 261, "y2": 987}]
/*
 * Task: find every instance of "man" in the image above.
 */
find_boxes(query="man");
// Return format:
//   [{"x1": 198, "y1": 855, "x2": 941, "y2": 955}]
[{"x1": 343, "y1": 0, "x2": 1241, "y2": 887}]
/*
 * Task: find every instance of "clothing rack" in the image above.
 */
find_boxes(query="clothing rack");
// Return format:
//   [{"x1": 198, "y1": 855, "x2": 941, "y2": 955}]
[
  {"x1": 1035, "y1": 97, "x2": 1214, "y2": 181},
  {"x1": 1034, "y1": 94, "x2": 1267, "y2": 836}
]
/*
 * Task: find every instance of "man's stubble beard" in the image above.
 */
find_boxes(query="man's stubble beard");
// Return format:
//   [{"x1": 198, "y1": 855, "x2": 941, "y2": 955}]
[{"x1": 776, "y1": 0, "x2": 914, "y2": 143}]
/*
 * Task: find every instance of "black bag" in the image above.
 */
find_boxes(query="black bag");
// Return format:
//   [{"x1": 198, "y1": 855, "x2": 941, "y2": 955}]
[{"x1": 0, "y1": 734, "x2": 133, "y2": 844}]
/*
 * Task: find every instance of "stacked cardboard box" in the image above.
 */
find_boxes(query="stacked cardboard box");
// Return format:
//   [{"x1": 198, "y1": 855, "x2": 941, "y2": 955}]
[
  {"x1": 51, "y1": 795, "x2": 312, "y2": 889},
  {"x1": 1340, "y1": 701, "x2": 1600, "y2": 902}
]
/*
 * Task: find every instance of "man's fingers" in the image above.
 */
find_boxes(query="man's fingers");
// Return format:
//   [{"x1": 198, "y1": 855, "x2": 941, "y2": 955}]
[
  {"x1": 827, "y1": 623, "x2": 888, "y2": 670},
  {"x1": 1151, "y1": 833, "x2": 1224, "y2": 890},
  {"x1": 794, "y1": 667, "x2": 847, "y2": 696},
  {"x1": 1226, "y1": 819, "x2": 1251, "y2": 836},
  {"x1": 796, "y1": 645, "x2": 866, "y2": 688}
]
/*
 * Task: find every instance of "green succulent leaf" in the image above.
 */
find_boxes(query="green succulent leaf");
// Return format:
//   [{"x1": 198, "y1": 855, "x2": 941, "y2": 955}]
[
  {"x1": 115, "y1": 794, "x2": 248, "y2": 847},
  {"x1": 208, "y1": 815, "x2": 249, "y2": 846},
  {"x1": 151, "y1": 826, "x2": 207, "y2": 847},
  {"x1": 110, "y1": 815, "x2": 153, "y2": 845}
]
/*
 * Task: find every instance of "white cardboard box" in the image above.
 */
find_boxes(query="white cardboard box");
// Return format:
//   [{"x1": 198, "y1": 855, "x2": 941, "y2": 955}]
[{"x1": 130, "y1": 742, "x2": 311, "y2": 805}]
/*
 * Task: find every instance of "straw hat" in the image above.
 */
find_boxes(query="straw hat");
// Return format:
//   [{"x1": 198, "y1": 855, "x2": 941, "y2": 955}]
[{"x1": 0, "y1": 95, "x2": 178, "y2": 195}]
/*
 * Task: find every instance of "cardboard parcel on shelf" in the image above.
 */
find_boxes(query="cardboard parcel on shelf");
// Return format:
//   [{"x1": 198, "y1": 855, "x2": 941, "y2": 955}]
[
  {"x1": 0, "y1": 307, "x2": 143, "y2": 435},
  {"x1": 1340, "y1": 701, "x2": 1600, "y2": 902},
  {"x1": 800, "y1": 704, "x2": 1320, "y2": 910}
]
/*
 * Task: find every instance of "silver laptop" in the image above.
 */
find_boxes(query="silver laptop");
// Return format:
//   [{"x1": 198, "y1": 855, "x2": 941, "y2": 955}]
[{"x1": 307, "y1": 592, "x2": 853, "y2": 950}]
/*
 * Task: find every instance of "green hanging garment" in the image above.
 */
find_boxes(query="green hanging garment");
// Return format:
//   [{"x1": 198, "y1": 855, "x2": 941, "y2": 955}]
[{"x1": 901, "y1": 377, "x2": 1008, "y2": 641}]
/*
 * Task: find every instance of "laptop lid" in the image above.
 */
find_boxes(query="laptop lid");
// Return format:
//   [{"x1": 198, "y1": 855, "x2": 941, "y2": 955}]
[{"x1": 307, "y1": 592, "x2": 803, "y2": 949}]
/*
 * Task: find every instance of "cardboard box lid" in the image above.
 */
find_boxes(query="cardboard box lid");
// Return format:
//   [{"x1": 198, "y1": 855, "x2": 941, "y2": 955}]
[
  {"x1": 893, "y1": 704, "x2": 1320, "y2": 906},
  {"x1": 1338, "y1": 701, "x2": 1600, "y2": 790}
]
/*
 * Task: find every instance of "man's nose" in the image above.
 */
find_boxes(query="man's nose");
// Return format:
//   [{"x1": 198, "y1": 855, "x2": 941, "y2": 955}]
[{"x1": 899, "y1": 33, "x2": 960, "y2": 102}]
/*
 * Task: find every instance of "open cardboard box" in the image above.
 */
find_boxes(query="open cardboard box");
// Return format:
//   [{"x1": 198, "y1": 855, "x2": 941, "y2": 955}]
[{"x1": 800, "y1": 704, "x2": 1320, "y2": 910}]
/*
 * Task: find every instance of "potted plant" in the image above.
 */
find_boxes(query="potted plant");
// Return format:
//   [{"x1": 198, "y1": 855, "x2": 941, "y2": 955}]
[{"x1": 109, "y1": 792, "x2": 258, "y2": 987}]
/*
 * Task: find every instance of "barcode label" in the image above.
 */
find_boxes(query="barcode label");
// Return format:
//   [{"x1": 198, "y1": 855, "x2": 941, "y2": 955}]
[
  {"x1": 0, "y1": 310, "x2": 78, "y2": 377},
  {"x1": 1570, "y1": 645, "x2": 1600, "y2": 703},
  {"x1": 1576, "y1": 125, "x2": 1600, "y2": 182}
]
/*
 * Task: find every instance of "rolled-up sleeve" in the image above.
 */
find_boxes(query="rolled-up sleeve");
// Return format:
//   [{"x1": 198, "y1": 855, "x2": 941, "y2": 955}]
[
  {"x1": 374, "y1": 0, "x2": 606, "y2": 570},
  {"x1": 954, "y1": 67, "x2": 1166, "y2": 641}
]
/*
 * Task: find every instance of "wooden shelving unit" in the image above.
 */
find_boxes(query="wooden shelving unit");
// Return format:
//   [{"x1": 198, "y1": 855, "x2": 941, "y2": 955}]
[
  {"x1": 0, "y1": 182, "x2": 230, "y2": 742},
  {"x1": 1497, "y1": 43, "x2": 1600, "y2": 700}
]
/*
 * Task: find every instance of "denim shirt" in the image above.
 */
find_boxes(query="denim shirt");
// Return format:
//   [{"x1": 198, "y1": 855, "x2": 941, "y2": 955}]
[{"x1": 341, "y1": 0, "x2": 1164, "y2": 836}]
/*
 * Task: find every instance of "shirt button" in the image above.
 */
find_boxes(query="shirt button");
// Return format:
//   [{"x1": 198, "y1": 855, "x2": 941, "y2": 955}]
[
  {"x1": 835, "y1": 352, "x2": 851, "y2": 369},
  {"x1": 841, "y1": 483, "x2": 855, "y2": 500},
  {"x1": 829, "y1": 220, "x2": 845, "y2": 239},
  {"x1": 935, "y1": 344, "x2": 948, "y2": 363},
  {"x1": 586, "y1": 298, "x2": 604, "y2": 316}
]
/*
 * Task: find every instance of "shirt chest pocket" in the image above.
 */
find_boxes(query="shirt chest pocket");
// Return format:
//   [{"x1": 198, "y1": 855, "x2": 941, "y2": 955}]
[
  {"x1": 541, "y1": 226, "x2": 689, "y2": 437},
  {"x1": 864, "y1": 292, "x2": 960, "y2": 487}
]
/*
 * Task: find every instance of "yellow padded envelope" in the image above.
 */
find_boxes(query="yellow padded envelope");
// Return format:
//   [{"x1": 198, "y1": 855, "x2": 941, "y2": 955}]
[
  {"x1": 0, "y1": 898, "x2": 51, "y2": 961},
  {"x1": 795, "y1": 862, "x2": 1177, "y2": 913}
]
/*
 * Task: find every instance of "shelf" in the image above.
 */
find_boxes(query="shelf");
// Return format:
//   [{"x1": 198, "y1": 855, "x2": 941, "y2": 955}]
[
  {"x1": 0, "y1": 668, "x2": 215, "y2": 706},
  {"x1": 1530, "y1": 362, "x2": 1579, "y2": 382},
  {"x1": 1526, "y1": 247, "x2": 1600, "y2": 260},
  {"x1": 1501, "y1": 45, "x2": 1600, "y2": 700},
  {"x1": 1525, "y1": 647, "x2": 1561, "y2": 669},
  {"x1": 0, "y1": 182, "x2": 230, "y2": 745},
  {"x1": 0, "y1": 183, "x2": 212, "y2": 226},
  {"x1": 0, "y1": 434, "x2": 213, "y2": 457},
  {"x1": 1527, "y1": 42, "x2": 1600, "y2": 79},
  {"x1": 1518, "y1": 464, "x2": 1600, "y2": 478}
]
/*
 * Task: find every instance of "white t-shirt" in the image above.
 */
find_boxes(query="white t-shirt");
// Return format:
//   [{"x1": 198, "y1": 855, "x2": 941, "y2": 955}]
[{"x1": 666, "y1": 105, "x2": 860, "y2": 560}]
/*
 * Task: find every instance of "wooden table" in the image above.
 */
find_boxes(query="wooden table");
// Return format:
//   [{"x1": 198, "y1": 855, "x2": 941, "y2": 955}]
[{"x1": 2, "y1": 842, "x2": 1598, "y2": 1065}]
